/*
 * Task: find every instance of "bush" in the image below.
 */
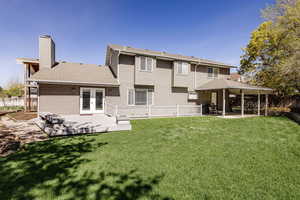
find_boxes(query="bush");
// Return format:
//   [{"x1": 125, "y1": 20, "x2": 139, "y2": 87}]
[
  {"x1": 290, "y1": 107, "x2": 300, "y2": 114},
  {"x1": 0, "y1": 106, "x2": 24, "y2": 111},
  {"x1": 268, "y1": 107, "x2": 291, "y2": 116}
]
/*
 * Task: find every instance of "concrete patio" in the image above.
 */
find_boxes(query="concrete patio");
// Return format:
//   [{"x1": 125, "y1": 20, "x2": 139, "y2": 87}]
[{"x1": 34, "y1": 114, "x2": 131, "y2": 136}]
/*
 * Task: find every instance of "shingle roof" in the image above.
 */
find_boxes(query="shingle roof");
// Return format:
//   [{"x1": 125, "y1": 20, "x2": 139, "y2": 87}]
[
  {"x1": 29, "y1": 62, "x2": 118, "y2": 86},
  {"x1": 196, "y1": 79, "x2": 272, "y2": 91},
  {"x1": 108, "y1": 44, "x2": 235, "y2": 68}
]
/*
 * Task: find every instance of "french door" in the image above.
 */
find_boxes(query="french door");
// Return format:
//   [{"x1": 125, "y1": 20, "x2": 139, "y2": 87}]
[{"x1": 80, "y1": 88, "x2": 105, "y2": 114}]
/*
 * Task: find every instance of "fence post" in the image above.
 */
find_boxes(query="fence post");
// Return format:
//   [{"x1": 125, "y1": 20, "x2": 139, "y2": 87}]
[
  {"x1": 200, "y1": 104, "x2": 203, "y2": 116},
  {"x1": 148, "y1": 105, "x2": 151, "y2": 118},
  {"x1": 115, "y1": 105, "x2": 118, "y2": 116},
  {"x1": 176, "y1": 104, "x2": 179, "y2": 117}
]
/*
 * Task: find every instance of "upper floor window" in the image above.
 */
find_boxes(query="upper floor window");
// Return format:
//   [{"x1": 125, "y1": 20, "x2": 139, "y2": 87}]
[
  {"x1": 208, "y1": 67, "x2": 219, "y2": 78},
  {"x1": 176, "y1": 61, "x2": 189, "y2": 75},
  {"x1": 140, "y1": 56, "x2": 153, "y2": 72}
]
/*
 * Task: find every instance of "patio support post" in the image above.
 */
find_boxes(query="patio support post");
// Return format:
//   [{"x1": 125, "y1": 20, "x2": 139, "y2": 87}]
[
  {"x1": 28, "y1": 87, "x2": 31, "y2": 111},
  {"x1": 222, "y1": 89, "x2": 226, "y2": 117},
  {"x1": 258, "y1": 91, "x2": 260, "y2": 116},
  {"x1": 241, "y1": 90, "x2": 244, "y2": 117},
  {"x1": 265, "y1": 94, "x2": 268, "y2": 116},
  {"x1": 176, "y1": 104, "x2": 179, "y2": 117},
  {"x1": 200, "y1": 104, "x2": 203, "y2": 116}
]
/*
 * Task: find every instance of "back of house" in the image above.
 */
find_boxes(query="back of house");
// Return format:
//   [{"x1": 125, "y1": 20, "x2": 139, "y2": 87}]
[{"x1": 17, "y1": 35, "x2": 235, "y2": 117}]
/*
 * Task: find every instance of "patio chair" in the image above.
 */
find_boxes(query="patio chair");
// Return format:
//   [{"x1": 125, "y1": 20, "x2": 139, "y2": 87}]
[{"x1": 209, "y1": 104, "x2": 218, "y2": 114}]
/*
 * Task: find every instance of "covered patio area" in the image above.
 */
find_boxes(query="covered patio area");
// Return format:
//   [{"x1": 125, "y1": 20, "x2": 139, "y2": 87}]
[{"x1": 196, "y1": 79, "x2": 273, "y2": 117}]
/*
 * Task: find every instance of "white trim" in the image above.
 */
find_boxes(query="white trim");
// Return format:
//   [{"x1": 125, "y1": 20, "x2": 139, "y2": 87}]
[
  {"x1": 80, "y1": 87, "x2": 105, "y2": 114},
  {"x1": 129, "y1": 88, "x2": 154, "y2": 106},
  {"x1": 127, "y1": 88, "x2": 135, "y2": 106},
  {"x1": 194, "y1": 65, "x2": 197, "y2": 89},
  {"x1": 139, "y1": 56, "x2": 153, "y2": 72},
  {"x1": 176, "y1": 61, "x2": 189, "y2": 75},
  {"x1": 28, "y1": 79, "x2": 119, "y2": 87}
]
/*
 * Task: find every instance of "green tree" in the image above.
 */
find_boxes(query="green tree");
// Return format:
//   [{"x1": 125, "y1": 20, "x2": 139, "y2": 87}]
[
  {"x1": 240, "y1": 0, "x2": 300, "y2": 98},
  {"x1": 5, "y1": 80, "x2": 24, "y2": 97}
]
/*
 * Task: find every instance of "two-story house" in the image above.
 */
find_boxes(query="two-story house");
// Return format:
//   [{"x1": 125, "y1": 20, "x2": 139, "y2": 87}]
[{"x1": 17, "y1": 36, "x2": 271, "y2": 118}]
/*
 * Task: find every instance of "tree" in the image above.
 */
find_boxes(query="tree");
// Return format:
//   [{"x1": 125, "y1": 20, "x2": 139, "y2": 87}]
[
  {"x1": 240, "y1": 0, "x2": 300, "y2": 98},
  {"x1": 5, "y1": 80, "x2": 24, "y2": 97}
]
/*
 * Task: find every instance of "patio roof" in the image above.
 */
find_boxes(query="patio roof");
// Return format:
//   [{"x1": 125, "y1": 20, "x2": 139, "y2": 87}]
[{"x1": 196, "y1": 79, "x2": 273, "y2": 93}]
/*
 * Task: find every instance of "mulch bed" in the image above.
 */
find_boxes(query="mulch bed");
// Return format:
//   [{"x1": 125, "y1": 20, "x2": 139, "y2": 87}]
[
  {"x1": 8, "y1": 112, "x2": 37, "y2": 121},
  {"x1": 0, "y1": 115, "x2": 47, "y2": 157},
  {"x1": 0, "y1": 123, "x2": 21, "y2": 156}
]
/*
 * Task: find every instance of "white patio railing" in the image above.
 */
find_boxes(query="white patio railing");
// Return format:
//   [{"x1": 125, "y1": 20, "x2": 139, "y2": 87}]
[{"x1": 105, "y1": 103, "x2": 202, "y2": 118}]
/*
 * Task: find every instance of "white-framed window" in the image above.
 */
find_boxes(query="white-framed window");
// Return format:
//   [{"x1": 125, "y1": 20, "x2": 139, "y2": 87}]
[
  {"x1": 208, "y1": 67, "x2": 219, "y2": 78},
  {"x1": 127, "y1": 88, "x2": 154, "y2": 105},
  {"x1": 176, "y1": 61, "x2": 189, "y2": 75},
  {"x1": 140, "y1": 56, "x2": 153, "y2": 72}
]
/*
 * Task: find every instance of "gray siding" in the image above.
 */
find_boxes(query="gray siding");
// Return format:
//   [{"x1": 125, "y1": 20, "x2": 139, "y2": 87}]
[
  {"x1": 172, "y1": 62, "x2": 194, "y2": 90},
  {"x1": 195, "y1": 65, "x2": 230, "y2": 88},
  {"x1": 118, "y1": 55, "x2": 193, "y2": 106},
  {"x1": 118, "y1": 55, "x2": 135, "y2": 106},
  {"x1": 39, "y1": 84, "x2": 120, "y2": 115},
  {"x1": 134, "y1": 56, "x2": 156, "y2": 86},
  {"x1": 39, "y1": 84, "x2": 80, "y2": 114}
]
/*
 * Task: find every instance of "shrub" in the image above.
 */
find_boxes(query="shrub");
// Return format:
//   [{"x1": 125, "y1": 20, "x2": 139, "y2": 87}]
[{"x1": 268, "y1": 107, "x2": 291, "y2": 116}]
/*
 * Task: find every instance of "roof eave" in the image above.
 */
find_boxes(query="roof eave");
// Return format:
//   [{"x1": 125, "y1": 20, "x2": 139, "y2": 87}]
[
  {"x1": 196, "y1": 86, "x2": 273, "y2": 91},
  {"x1": 28, "y1": 79, "x2": 120, "y2": 87},
  {"x1": 117, "y1": 50, "x2": 235, "y2": 68},
  {"x1": 16, "y1": 58, "x2": 39, "y2": 64}
]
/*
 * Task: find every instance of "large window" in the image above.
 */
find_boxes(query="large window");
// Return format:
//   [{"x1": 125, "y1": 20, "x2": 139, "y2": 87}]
[
  {"x1": 140, "y1": 56, "x2": 153, "y2": 72},
  {"x1": 176, "y1": 61, "x2": 189, "y2": 75},
  {"x1": 208, "y1": 67, "x2": 219, "y2": 78},
  {"x1": 128, "y1": 88, "x2": 154, "y2": 105}
]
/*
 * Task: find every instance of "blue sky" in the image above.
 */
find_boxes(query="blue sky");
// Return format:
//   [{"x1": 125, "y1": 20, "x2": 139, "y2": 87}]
[{"x1": 0, "y1": 0, "x2": 274, "y2": 87}]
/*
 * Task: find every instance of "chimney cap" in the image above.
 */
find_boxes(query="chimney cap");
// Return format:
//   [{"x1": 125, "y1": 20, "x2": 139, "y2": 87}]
[{"x1": 40, "y1": 35, "x2": 52, "y2": 38}]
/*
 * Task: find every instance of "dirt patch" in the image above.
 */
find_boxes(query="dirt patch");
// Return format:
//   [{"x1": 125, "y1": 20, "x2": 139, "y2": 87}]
[
  {"x1": 0, "y1": 116, "x2": 48, "y2": 157},
  {"x1": 8, "y1": 112, "x2": 37, "y2": 120}
]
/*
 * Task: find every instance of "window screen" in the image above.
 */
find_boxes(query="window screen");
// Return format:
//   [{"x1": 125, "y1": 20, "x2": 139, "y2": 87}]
[
  {"x1": 135, "y1": 90, "x2": 147, "y2": 105},
  {"x1": 140, "y1": 56, "x2": 152, "y2": 72},
  {"x1": 208, "y1": 67, "x2": 213, "y2": 78},
  {"x1": 140, "y1": 56, "x2": 146, "y2": 71},
  {"x1": 177, "y1": 62, "x2": 189, "y2": 74}
]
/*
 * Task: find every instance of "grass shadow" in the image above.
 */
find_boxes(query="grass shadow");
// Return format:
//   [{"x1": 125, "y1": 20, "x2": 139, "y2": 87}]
[{"x1": 0, "y1": 137, "x2": 172, "y2": 200}]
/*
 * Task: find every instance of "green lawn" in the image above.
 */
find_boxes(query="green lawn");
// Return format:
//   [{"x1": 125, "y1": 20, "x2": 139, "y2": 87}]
[{"x1": 1, "y1": 116, "x2": 300, "y2": 200}]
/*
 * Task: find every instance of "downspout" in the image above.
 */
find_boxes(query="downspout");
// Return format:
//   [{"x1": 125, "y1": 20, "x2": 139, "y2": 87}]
[
  {"x1": 116, "y1": 50, "x2": 120, "y2": 84},
  {"x1": 194, "y1": 64, "x2": 197, "y2": 90}
]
